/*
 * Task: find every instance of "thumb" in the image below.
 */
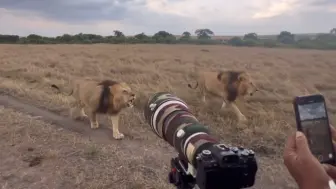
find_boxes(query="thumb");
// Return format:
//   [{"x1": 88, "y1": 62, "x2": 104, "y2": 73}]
[
  {"x1": 323, "y1": 164, "x2": 336, "y2": 178},
  {"x1": 295, "y1": 132, "x2": 312, "y2": 155}
]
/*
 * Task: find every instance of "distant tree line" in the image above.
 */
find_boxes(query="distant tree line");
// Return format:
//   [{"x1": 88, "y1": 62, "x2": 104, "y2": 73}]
[{"x1": 1, "y1": 28, "x2": 336, "y2": 50}]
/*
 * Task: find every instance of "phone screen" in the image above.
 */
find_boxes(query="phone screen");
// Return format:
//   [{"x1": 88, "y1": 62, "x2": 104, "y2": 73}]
[{"x1": 298, "y1": 101, "x2": 334, "y2": 162}]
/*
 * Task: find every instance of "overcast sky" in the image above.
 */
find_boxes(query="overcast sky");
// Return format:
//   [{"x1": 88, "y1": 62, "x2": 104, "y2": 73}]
[{"x1": 0, "y1": 0, "x2": 335, "y2": 36}]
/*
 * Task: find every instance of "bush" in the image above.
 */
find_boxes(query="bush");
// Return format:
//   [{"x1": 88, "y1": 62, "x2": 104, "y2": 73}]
[
  {"x1": 243, "y1": 39, "x2": 259, "y2": 47},
  {"x1": 228, "y1": 37, "x2": 244, "y2": 46},
  {"x1": 295, "y1": 36, "x2": 336, "y2": 50},
  {"x1": 263, "y1": 40, "x2": 277, "y2": 48},
  {"x1": 1, "y1": 30, "x2": 336, "y2": 51}
]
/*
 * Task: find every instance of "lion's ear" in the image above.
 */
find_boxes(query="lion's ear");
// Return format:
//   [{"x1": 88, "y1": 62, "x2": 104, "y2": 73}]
[{"x1": 217, "y1": 72, "x2": 224, "y2": 82}]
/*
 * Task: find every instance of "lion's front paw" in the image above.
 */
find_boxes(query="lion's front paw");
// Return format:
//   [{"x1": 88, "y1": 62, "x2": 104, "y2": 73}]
[
  {"x1": 113, "y1": 133, "x2": 124, "y2": 140},
  {"x1": 90, "y1": 123, "x2": 99, "y2": 129}
]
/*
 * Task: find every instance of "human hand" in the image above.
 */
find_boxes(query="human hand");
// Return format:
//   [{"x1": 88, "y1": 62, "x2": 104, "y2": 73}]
[
  {"x1": 283, "y1": 131, "x2": 330, "y2": 189},
  {"x1": 323, "y1": 125, "x2": 336, "y2": 181}
]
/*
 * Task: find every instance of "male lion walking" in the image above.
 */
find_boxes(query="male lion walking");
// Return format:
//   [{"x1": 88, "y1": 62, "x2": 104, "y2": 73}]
[{"x1": 188, "y1": 70, "x2": 258, "y2": 122}]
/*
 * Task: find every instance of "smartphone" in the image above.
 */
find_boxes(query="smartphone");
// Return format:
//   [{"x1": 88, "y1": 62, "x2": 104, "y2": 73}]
[{"x1": 293, "y1": 94, "x2": 336, "y2": 165}]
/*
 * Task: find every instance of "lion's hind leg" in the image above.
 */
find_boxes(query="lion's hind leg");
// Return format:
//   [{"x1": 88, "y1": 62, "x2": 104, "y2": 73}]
[
  {"x1": 75, "y1": 106, "x2": 88, "y2": 121},
  {"x1": 85, "y1": 108, "x2": 99, "y2": 129},
  {"x1": 69, "y1": 100, "x2": 88, "y2": 121},
  {"x1": 68, "y1": 100, "x2": 80, "y2": 120},
  {"x1": 79, "y1": 107, "x2": 88, "y2": 117}
]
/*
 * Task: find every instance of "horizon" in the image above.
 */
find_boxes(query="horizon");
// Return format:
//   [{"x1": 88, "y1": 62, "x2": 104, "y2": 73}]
[{"x1": 0, "y1": 32, "x2": 330, "y2": 38}]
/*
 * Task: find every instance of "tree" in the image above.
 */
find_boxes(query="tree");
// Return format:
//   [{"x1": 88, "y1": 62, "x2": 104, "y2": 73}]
[
  {"x1": 180, "y1": 31, "x2": 191, "y2": 41},
  {"x1": 0, "y1": 35, "x2": 19, "y2": 43},
  {"x1": 1, "y1": 29, "x2": 336, "y2": 50},
  {"x1": 113, "y1": 30, "x2": 125, "y2": 38},
  {"x1": 153, "y1": 31, "x2": 174, "y2": 38},
  {"x1": 182, "y1": 31, "x2": 191, "y2": 38},
  {"x1": 133, "y1": 32, "x2": 153, "y2": 43},
  {"x1": 277, "y1": 31, "x2": 295, "y2": 44},
  {"x1": 58, "y1": 34, "x2": 73, "y2": 43},
  {"x1": 26, "y1": 34, "x2": 44, "y2": 44},
  {"x1": 195, "y1": 29, "x2": 214, "y2": 39},
  {"x1": 243, "y1": 33, "x2": 258, "y2": 41},
  {"x1": 152, "y1": 31, "x2": 176, "y2": 43},
  {"x1": 134, "y1": 32, "x2": 148, "y2": 40}
]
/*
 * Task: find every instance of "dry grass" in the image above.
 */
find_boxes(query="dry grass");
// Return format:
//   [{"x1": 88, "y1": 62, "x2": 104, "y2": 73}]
[
  {"x1": 0, "y1": 108, "x2": 171, "y2": 189},
  {"x1": 1, "y1": 44, "x2": 336, "y2": 189}
]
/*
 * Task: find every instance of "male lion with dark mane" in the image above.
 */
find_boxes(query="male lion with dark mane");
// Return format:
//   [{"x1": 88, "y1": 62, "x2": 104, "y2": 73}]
[
  {"x1": 187, "y1": 70, "x2": 258, "y2": 122},
  {"x1": 51, "y1": 79, "x2": 136, "y2": 140}
]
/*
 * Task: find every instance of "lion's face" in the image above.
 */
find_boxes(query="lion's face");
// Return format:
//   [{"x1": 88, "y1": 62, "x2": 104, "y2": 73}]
[
  {"x1": 115, "y1": 83, "x2": 136, "y2": 108},
  {"x1": 238, "y1": 73, "x2": 258, "y2": 96},
  {"x1": 246, "y1": 80, "x2": 258, "y2": 96}
]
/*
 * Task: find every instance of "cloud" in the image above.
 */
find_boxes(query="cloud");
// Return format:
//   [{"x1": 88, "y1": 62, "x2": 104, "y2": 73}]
[
  {"x1": 252, "y1": 0, "x2": 298, "y2": 19},
  {"x1": 0, "y1": 0, "x2": 133, "y2": 23},
  {"x1": 0, "y1": 0, "x2": 335, "y2": 36},
  {"x1": 0, "y1": 8, "x2": 124, "y2": 37}
]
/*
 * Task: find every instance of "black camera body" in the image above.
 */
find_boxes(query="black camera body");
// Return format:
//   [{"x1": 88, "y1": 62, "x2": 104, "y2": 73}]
[
  {"x1": 196, "y1": 144, "x2": 257, "y2": 189},
  {"x1": 169, "y1": 144, "x2": 257, "y2": 189}
]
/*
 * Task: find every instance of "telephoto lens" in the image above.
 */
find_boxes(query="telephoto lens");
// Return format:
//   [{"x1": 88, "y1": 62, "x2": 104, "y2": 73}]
[
  {"x1": 144, "y1": 92, "x2": 219, "y2": 166},
  {"x1": 144, "y1": 92, "x2": 258, "y2": 189}
]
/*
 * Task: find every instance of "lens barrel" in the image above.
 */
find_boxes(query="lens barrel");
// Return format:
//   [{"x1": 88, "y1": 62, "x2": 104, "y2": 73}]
[{"x1": 144, "y1": 92, "x2": 219, "y2": 166}]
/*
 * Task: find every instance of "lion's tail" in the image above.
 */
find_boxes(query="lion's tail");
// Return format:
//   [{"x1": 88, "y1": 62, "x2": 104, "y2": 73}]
[
  {"x1": 187, "y1": 81, "x2": 198, "y2": 89},
  {"x1": 51, "y1": 84, "x2": 73, "y2": 96}
]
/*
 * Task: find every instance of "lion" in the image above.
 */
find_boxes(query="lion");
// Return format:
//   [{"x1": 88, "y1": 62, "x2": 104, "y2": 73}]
[
  {"x1": 51, "y1": 79, "x2": 136, "y2": 140},
  {"x1": 187, "y1": 70, "x2": 258, "y2": 122}
]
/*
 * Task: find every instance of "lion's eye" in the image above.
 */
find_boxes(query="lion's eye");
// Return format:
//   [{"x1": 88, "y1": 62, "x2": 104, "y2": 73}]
[{"x1": 123, "y1": 90, "x2": 128, "y2": 93}]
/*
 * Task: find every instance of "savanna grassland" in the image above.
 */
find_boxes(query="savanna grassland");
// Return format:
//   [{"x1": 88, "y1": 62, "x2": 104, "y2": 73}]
[{"x1": 1, "y1": 44, "x2": 336, "y2": 189}]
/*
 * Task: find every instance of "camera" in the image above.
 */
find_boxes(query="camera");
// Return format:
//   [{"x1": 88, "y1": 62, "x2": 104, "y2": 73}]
[{"x1": 144, "y1": 92, "x2": 258, "y2": 189}]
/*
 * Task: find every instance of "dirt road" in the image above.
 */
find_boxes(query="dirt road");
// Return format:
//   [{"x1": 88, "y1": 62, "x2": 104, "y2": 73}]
[{"x1": 0, "y1": 94, "x2": 177, "y2": 155}]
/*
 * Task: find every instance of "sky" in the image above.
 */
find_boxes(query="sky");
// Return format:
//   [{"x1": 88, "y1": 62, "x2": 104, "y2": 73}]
[{"x1": 0, "y1": 0, "x2": 335, "y2": 37}]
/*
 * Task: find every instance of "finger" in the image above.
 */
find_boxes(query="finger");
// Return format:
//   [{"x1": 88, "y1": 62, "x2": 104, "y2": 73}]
[
  {"x1": 283, "y1": 132, "x2": 297, "y2": 163},
  {"x1": 295, "y1": 131, "x2": 313, "y2": 156},
  {"x1": 323, "y1": 164, "x2": 336, "y2": 179},
  {"x1": 330, "y1": 125, "x2": 336, "y2": 141}
]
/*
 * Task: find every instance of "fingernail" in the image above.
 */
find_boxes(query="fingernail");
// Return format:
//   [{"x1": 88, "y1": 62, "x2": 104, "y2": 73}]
[{"x1": 296, "y1": 132, "x2": 304, "y2": 138}]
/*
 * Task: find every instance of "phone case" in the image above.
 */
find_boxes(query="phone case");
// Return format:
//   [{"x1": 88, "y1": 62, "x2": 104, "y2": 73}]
[{"x1": 292, "y1": 94, "x2": 336, "y2": 165}]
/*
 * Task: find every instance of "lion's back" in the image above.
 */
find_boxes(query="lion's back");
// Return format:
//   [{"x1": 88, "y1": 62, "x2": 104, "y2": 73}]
[
  {"x1": 202, "y1": 71, "x2": 223, "y2": 93},
  {"x1": 71, "y1": 79, "x2": 101, "y2": 108}
]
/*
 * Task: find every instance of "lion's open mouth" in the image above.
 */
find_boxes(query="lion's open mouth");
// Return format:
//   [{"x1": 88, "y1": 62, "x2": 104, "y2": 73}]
[
  {"x1": 127, "y1": 98, "x2": 135, "y2": 108},
  {"x1": 127, "y1": 102, "x2": 134, "y2": 108}
]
